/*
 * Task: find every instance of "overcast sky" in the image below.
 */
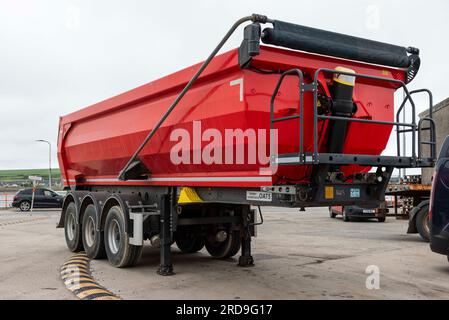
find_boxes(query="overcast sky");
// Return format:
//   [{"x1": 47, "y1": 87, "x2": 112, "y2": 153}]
[{"x1": 0, "y1": 0, "x2": 448, "y2": 170}]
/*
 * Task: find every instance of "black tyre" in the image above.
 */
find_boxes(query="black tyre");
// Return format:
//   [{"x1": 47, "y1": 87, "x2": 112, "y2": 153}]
[
  {"x1": 104, "y1": 206, "x2": 142, "y2": 268},
  {"x1": 19, "y1": 200, "x2": 31, "y2": 212},
  {"x1": 175, "y1": 228, "x2": 205, "y2": 253},
  {"x1": 329, "y1": 207, "x2": 337, "y2": 218},
  {"x1": 205, "y1": 230, "x2": 241, "y2": 259},
  {"x1": 378, "y1": 217, "x2": 386, "y2": 223},
  {"x1": 342, "y1": 209, "x2": 350, "y2": 222},
  {"x1": 416, "y1": 203, "x2": 430, "y2": 242},
  {"x1": 82, "y1": 204, "x2": 106, "y2": 259},
  {"x1": 64, "y1": 202, "x2": 83, "y2": 252}
]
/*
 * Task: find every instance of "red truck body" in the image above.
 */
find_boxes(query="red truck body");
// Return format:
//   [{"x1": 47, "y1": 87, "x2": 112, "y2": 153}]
[{"x1": 58, "y1": 45, "x2": 404, "y2": 189}]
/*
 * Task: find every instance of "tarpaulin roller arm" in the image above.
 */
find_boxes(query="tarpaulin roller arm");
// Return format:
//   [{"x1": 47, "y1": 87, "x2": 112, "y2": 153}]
[
  {"x1": 118, "y1": 14, "x2": 273, "y2": 181},
  {"x1": 262, "y1": 20, "x2": 417, "y2": 69}
]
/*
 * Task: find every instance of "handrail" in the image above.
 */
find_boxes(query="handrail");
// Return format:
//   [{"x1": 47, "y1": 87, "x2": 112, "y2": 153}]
[
  {"x1": 312, "y1": 68, "x2": 421, "y2": 164},
  {"x1": 270, "y1": 69, "x2": 304, "y2": 162},
  {"x1": 410, "y1": 89, "x2": 433, "y2": 119},
  {"x1": 418, "y1": 117, "x2": 436, "y2": 160},
  {"x1": 409, "y1": 89, "x2": 436, "y2": 161}
]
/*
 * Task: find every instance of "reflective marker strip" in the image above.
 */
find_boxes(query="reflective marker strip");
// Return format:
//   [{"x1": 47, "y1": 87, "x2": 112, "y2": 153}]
[{"x1": 64, "y1": 176, "x2": 272, "y2": 183}]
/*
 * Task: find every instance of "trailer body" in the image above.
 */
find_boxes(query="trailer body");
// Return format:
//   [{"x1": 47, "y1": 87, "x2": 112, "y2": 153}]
[{"x1": 58, "y1": 46, "x2": 401, "y2": 189}]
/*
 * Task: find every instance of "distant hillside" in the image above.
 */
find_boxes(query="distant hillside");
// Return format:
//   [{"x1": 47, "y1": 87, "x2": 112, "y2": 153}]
[{"x1": 0, "y1": 169, "x2": 61, "y2": 183}]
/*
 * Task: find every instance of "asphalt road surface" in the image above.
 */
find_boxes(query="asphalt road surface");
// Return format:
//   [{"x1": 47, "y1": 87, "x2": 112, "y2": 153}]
[{"x1": 1, "y1": 207, "x2": 449, "y2": 300}]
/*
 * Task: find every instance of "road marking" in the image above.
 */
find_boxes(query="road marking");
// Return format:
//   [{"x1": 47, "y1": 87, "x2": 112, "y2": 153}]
[{"x1": 60, "y1": 252, "x2": 121, "y2": 300}]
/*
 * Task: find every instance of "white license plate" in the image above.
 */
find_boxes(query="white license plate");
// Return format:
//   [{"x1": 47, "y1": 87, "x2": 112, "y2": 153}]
[
  {"x1": 246, "y1": 191, "x2": 272, "y2": 202},
  {"x1": 363, "y1": 209, "x2": 376, "y2": 213}
]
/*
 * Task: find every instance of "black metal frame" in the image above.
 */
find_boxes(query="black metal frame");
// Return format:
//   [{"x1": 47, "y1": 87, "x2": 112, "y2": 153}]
[{"x1": 270, "y1": 68, "x2": 437, "y2": 169}]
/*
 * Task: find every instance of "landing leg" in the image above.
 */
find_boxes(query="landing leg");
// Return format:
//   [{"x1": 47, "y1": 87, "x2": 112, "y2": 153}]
[
  {"x1": 238, "y1": 230, "x2": 254, "y2": 267},
  {"x1": 157, "y1": 192, "x2": 175, "y2": 276},
  {"x1": 238, "y1": 206, "x2": 254, "y2": 267}
]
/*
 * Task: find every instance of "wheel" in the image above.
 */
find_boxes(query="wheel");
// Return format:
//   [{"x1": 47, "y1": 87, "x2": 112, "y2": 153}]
[
  {"x1": 175, "y1": 228, "x2": 205, "y2": 253},
  {"x1": 378, "y1": 217, "x2": 386, "y2": 223},
  {"x1": 19, "y1": 200, "x2": 31, "y2": 212},
  {"x1": 82, "y1": 204, "x2": 106, "y2": 259},
  {"x1": 342, "y1": 209, "x2": 350, "y2": 222},
  {"x1": 416, "y1": 203, "x2": 430, "y2": 242},
  {"x1": 329, "y1": 207, "x2": 337, "y2": 218},
  {"x1": 64, "y1": 202, "x2": 83, "y2": 252},
  {"x1": 104, "y1": 206, "x2": 142, "y2": 268},
  {"x1": 205, "y1": 230, "x2": 241, "y2": 259}
]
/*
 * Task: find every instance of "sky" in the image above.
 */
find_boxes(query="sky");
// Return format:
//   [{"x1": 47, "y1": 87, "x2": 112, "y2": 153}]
[{"x1": 0, "y1": 0, "x2": 448, "y2": 170}]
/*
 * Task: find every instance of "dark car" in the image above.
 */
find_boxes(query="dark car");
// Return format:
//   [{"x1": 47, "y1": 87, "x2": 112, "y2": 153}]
[
  {"x1": 12, "y1": 188, "x2": 63, "y2": 211},
  {"x1": 430, "y1": 136, "x2": 449, "y2": 260},
  {"x1": 329, "y1": 205, "x2": 387, "y2": 222}
]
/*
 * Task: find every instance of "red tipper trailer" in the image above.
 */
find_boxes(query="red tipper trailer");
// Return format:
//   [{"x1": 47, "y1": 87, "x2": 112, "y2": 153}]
[{"x1": 57, "y1": 14, "x2": 436, "y2": 275}]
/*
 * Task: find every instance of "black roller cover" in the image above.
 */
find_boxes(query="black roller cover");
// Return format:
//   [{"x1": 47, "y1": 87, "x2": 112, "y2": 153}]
[{"x1": 262, "y1": 21, "x2": 411, "y2": 68}]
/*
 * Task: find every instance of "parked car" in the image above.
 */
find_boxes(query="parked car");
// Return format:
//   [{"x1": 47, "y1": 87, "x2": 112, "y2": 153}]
[
  {"x1": 12, "y1": 188, "x2": 64, "y2": 211},
  {"x1": 430, "y1": 136, "x2": 449, "y2": 261},
  {"x1": 329, "y1": 205, "x2": 387, "y2": 222}
]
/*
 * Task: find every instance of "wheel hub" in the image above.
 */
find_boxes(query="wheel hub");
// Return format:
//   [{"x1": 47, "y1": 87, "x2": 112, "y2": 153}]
[
  {"x1": 108, "y1": 219, "x2": 121, "y2": 254},
  {"x1": 85, "y1": 216, "x2": 95, "y2": 247},
  {"x1": 67, "y1": 214, "x2": 75, "y2": 240}
]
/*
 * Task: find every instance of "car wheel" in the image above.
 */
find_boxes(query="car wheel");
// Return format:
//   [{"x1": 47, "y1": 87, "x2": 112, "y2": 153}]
[
  {"x1": 82, "y1": 204, "x2": 106, "y2": 259},
  {"x1": 104, "y1": 206, "x2": 142, "y2": 268},
  {"x1": 342, "y1": 210, "x2": 350, "y2": 222},
  {"x1": 19, "y1": 200, "x2": 31, "y2": 212},
  {"x1": 329, "y1": 207, "x2": 337, "y2": 219}
]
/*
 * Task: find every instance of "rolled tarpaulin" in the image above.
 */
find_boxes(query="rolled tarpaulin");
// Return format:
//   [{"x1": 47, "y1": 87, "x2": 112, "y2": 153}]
[{"x1": 262, "y1": 20, "x2": 411, "y2": 68}]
